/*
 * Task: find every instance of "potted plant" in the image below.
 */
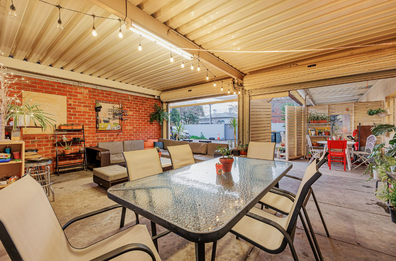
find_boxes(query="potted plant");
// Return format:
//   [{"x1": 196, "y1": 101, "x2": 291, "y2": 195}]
[
  {"x1": 60, "y1": 141, "x2": 72, "y2": 155},
  {"x1": 155, "y1": 146, "x2": 162, "y2": 157},
  {"x1": 72, "y1": 123, "x2": 83, "y2": 129},
  {"x1": 150, "y1": 104, "x2": 169, "y2": 125},
  {"x1": 367, "y1": 108, "x2": 386, "y2": 116},
  {"x1": 216, "y1": 146, "x2": 234, "y2": 172},
  {"x1": 7, "y1": 101, "x2": 55, "y2": 130},
  {"x1": 59, "y1": 124, "x2": 73, "y2": 130},
  {"x1": 173, "y1": 123, "x2": 185, "y2": 141},
  {"x1": 376, "y1": 179, "x2": 396, "y2": 223},
  {"x1": 230, "y1": 118, "x2": 238, "y2": 148},
  {"x1": 308, "y1": 112, "x2": 318, "y2": 123},
  {"x1": 239, "y1": 144, "x2": 248, "y2": 155}
]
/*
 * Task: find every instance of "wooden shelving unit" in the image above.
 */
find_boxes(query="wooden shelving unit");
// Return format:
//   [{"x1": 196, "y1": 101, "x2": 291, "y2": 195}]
[
  {"x1": 54, "y1": 125, "x2": 86, "y2": 175},
  {"x1": 0, "y1": 141, "x2": 25, "y2": 189}
]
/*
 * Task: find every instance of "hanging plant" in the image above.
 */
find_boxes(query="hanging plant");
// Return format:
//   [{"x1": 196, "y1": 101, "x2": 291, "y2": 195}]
[{"x1": 149, "y1": 104, "x2": 169, "y2": 125}]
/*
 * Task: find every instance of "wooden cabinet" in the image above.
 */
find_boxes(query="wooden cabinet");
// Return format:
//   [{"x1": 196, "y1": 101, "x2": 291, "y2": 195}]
[{"x1": 0, "y1": 141, "x2": 25, "y2": 189}]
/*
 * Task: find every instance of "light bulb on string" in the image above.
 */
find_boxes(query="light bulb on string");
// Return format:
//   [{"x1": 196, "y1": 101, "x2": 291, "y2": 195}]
[
  {"x1": 191, "y1": 61, "x2": 194, "y2": 70},
  {"x1": 228, "y1": 84, "x2": 230, "y2": 94},
  {"x1": 206, "y1": 70, "x2": 209, "y2": 80},
  {"x1": 181, "y1": 54, "x2": 184, "y2": 68},
  {"x1": 213, "y1": 81, "x2": 216, "y2": 87},
  {"x1": 56, "y1": 5, "x2": 63, "y2": 30},
  {"x1": 238, "y1": 90, "x2": 241, "y2": 94},
  {"x1": 9, "y1": 0, "x2": 17, "y2": 17},
  {"x1": 91, "y1": 15, "x2": 97, "y2": 37},
  {"x1": 118, "y1": 19, "x2": 123, "y2": 38},
  {"x1": 197, "y1": 61, "x2": 200, "y2": 71},
  {"x1": 233, "y1": 90, "x2": 236, "y2": 95},
  {"x1": 221, "y1": 81, "x2": 224, "y2": 91},
  {"x1": 170, "y1": 53, "x2": 174, "y2": 63},
  {"x1": 138, "y1": 35, "x2": 142, "y2": 51}
]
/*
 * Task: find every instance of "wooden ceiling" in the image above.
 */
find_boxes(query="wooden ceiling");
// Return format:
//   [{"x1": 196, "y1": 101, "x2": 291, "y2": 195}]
[{"x1": 1, "y1": 0, "x2": 396, "y2": 94}]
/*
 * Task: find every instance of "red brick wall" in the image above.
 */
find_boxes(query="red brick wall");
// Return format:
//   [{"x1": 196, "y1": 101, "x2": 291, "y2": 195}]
[{"x1": 9, "y1": 75, "x2": 161, "y2": 169}]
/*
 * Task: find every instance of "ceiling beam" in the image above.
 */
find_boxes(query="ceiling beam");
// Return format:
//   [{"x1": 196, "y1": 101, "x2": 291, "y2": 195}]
[
  {"x1": 88, "y1": 0, "x2": 244, "y2": 80},
  {"x1": 305, "y1": 89, "x2": 316, "y2": 106},
  {"x1": 2, "y1": 57, "x2": 160, "y2": 96}
]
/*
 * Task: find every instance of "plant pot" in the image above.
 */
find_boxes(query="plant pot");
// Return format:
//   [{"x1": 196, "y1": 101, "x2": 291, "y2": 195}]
[
  {"x1": 232, "y1": 149, "x2": 240, "y2": 156},
  {"x1": 64, "y1": 149, "x2": 71, "y2": 155},
  {"x1": 12, "y1": 151, "x2": 20, "y2": 159},
  {"x1": 240, "y1": 150, "x2": 247, "y2": 155},
  {"x1": 215, "y1": 164, "x2": 223, "y2": 175},
  {"x1": 219, "y1": 158, "x2": 234, "y2": 172},
  {"x1": 17, "y1": 115, "x2": 31, "y2": 127},
  {"x1": 389, "y1": 206, "x2": 396, "y2": 223},
  {"x1": 158, "y1": 152, "x2": 162, "y2": 157},
  {"x1": 72, "y1": 125, "x2": 83, "y2": 129},
  {"x1": 60, "y1": 126, "x2": 72, "y2": 130},
  {"x1": 324, "y1": 131, "x2": 330, "y2": 136}
]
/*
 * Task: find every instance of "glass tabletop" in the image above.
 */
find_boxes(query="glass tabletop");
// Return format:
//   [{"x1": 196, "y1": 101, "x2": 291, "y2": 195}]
[{"x1": 108, "y1": 157, "x2": 292, "y2": 242}]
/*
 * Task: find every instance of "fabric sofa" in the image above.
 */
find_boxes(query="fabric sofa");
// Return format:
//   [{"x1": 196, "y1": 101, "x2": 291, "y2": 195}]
[{"x1": 158, "y1": 138, "x2": 228, "y2": 162}]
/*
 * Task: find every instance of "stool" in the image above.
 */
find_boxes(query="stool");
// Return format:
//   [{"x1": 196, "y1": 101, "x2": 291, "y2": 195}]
[{"x1": 93, "y1": 165, "x2": 128, "y2": 189}]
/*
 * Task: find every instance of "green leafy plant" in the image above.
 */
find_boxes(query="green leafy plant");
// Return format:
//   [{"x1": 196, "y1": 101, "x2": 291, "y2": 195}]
[
  {"x1": 367, "y1": 108, "x2": 385, "y2": 116},
  {"x1": 60, "y1": 141, "x2": 72, "y2": 150},
  {"x1": 155, "y1": 146, "x2": 160, "y2": 152},
  {"x1": 364, "y1": 143, "x2": 396, "y2": 179},
  {"x1": 376, "y1": 179, "x2": 396, "y2": 208},
  {"x1": 371, "y1": 124, "x2": 396, "y2": 157},
  {"x1": 174, "y1": 122, "x2": 185, "y2": 141},
  {"x1": 238, "y1": 144, "x2": 248, "y2": 151},
  {"x1": 149, "y1": 104, "x2": 169, "y2": 125},
  {"x1": 216, "y1": 146, "x2": 233, "y2": 159},
  {"x1": 230, "y1": 117, "x2": 238, "y2": 148},
  {"x1": 6, "y1": 101, "x2": 55, "y2": 131}
]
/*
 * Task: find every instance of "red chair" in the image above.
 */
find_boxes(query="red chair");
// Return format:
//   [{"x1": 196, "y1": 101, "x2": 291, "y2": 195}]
[{"x1": 327, "y1": 140, "x2": 347, "y2": 171}]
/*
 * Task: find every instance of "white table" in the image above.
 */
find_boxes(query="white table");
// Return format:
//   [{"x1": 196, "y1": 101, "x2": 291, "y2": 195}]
[{"x1": 317, "y1": 140, "x2": 355, "y2": 170}]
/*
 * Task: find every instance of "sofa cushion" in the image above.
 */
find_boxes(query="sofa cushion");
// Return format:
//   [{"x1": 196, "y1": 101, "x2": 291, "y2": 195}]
[
  {"x1": 93, "y1": 165, "x2": 127, "y2": 181},
  {"x1": 154, "y1": 141, "x2": 164, "y2": 149},
  {"x1": 123, "y1": 140, "x2": 144, "y2": 152},
  {"x1": 98, "y1": 142, "x2": 123, "y2": 155},
  {"x1": 110, "y1": 153, "x2": 125, "y2": 164},
  {"x1": 207, "y1": 143, "x2": 228, "y2": 155},
  {"x1": 189, "y1": 142, "x2": 208, "y2": 154},
  {"x1": 193, "y1": 154, "x2": 213, "y2": 162},
  {"x1": 158, "y1": 139, "x2": 188, "y2": 150}
]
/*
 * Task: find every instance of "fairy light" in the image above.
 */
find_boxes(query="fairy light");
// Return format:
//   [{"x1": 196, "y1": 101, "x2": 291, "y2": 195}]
[
  {"x1": 56, "y1": 5, "x2": 63, "y2": 30},
  {"x1": 190, "y1": 61, "x2": 194, "y2": 70},
  {"x1": 197, "y1": 60, "x2": 200, "y2": 71},
  {"x1": 206, "y1": 70, "x2": 209, "y2": 80},
  {"x1": 91, "y1": 15, "x2": 97, "y2": 37},
  {"x1": 118, "y1": 19, "x2": 123, "y2": 38},
  {"x1": 228, "y1": 84, "x2": 230, "y2": 94},
  {"x1": 221, "y1": 81, "x2": 223, "y2": 91},
  {"x1": 138, "y1": 35, "x2": 142, "y2": 51},
  {"x1": 170, "y1": 50, "x2": 174, "y2": 62},
  {"x1": 181, "y1": 54, "x2": 184, "y2": 68}
]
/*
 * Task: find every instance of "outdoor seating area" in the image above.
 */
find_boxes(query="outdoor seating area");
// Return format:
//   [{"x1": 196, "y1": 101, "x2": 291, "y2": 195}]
[{"x1": 1, "y1": 1, "x2": 396, "y2": 261}]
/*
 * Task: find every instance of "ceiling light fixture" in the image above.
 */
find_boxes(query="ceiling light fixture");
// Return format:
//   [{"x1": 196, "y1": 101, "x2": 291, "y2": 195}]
[
  {"x1": 130, "y1": 23, "x2": 193, "y2": 60},
  {"x1": 92, "y1": 15, "x2": 97, "y2": 37},
  {"x1": 9, "y1": 0, "x2": 16, "y2": 17},
  {"x1": 118, "y1": 19, "x2": 123, "y2": 38},
  {"x1": 56, "y1": 5, "x2": 63, "y2": 30}
]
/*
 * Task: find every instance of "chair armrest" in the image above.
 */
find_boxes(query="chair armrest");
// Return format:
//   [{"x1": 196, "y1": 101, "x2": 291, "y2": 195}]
[
  {"x1": 269, "y1": 188, "x2": 295, "y2": 201},
  {"x1": 245, "y1": 212, "x2": 294, "y2": 243},
  {"x1": 90, "y1": 243, "x2": 156, "y2": 261},
  {"x1": 63, "y1": 204, "x2": 122, "y2": 230},
  {"x1": 284, "y1": 174, "x2": 302, "y2": 181},
  {"x1": 86, "y1": 146, "x2": 111, "y2": 154}
]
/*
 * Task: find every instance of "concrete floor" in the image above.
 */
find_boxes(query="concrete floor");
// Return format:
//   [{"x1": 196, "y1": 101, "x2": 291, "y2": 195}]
[{"x1": 1, "y1": 160, "x2": 395, "y2": 260}]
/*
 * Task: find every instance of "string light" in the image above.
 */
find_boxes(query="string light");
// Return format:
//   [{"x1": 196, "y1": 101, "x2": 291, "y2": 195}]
[
  {"x1": 118, "y1": 19, "x2": 123, "y2": 38},
  {"x1": 197, "y1": 61, "x2": 200, "y2": 71},
  {"x1": 221, "y1": 81, "x2": 223, "y2": 91},
  {"x1": 238, "y1": 90, "x2": 241, "y2": 94},
  {"x1": 213, "y1": 76, "x2": 216, "y2": 87},
  {"x1": 138, "y1": 35, "x2": 142, "y2": 51},
  {"x1": 233, "y1": 90, "x2": 236, "y2": 94},
  {"x1": 170, "y1": 50, "x2": 174, "y2": 62},
  {"x1": 206, "y1": 70, "x2": 209, "y2": 80},
  {"x1": 190, "y1": 61, "x2": 194, "y2": 70},
  {"x1": 228, "y1": 84, "x2": 230, "y2": 94},
  {"x1": 9, "y1": 0, "x2": 16, "y2": 17},
  {"x1": 181, "y1": 54, "x2": 184, "y2": 68},
  {"x1": 56, "y1": 5, "x2": 63, "y2": 30},
  {"x1": 92, "y1": 15, "x2": 97, "y2": 37}
]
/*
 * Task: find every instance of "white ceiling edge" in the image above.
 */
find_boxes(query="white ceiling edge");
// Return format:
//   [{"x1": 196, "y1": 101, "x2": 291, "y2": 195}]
[{"x1": 1, "y1": 57, "x2": 161, "y2": 97}]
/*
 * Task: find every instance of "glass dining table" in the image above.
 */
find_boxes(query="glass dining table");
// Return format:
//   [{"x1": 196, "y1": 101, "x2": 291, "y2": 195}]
[{"x1": 107, "y1": 157, "x2": 293, "y2": 261}]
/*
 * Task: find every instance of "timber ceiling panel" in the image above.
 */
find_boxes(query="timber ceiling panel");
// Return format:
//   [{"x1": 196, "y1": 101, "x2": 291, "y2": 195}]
[
  {"x1": 1, "y1": 0, "x2": 396, "y2": 93},
  {"x1": 307, "y1": 80, "x2": 377, "y2": 105}
]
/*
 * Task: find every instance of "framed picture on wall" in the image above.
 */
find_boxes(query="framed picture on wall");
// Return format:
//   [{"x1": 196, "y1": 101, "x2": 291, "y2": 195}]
[
  {"x1": 96, "y1": 100, "x2": 122, "y2": 132},
  {"x1": 330, "y1": 114, "x2": 351, "y2": 134}
]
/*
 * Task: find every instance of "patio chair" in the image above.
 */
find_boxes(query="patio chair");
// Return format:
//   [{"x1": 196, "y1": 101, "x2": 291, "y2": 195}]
[
  {"x1": 351, "y1": 135, "x2": 376, "y2": 170},
  {"x1": 327, "y1": 140, "x2": 347, "y2": 171},
  {"x1": 123, "y1": 148, "x2": 170, "y2": 249},
  {"x1": 231, "y1": 161, "x2": 323, "y2": 261},
  {"x1": 0, "y1": 175, "x2": 161, "y2": 261},
  {"x1": 247, "y1": 141, "x2": 276, "y2": 160},
  {"x1": 167, "y1": 144, "x2": 195, "y2": 169},
  {"x1": 306, "y1": 135, "x2": 324, "y2": 164}
]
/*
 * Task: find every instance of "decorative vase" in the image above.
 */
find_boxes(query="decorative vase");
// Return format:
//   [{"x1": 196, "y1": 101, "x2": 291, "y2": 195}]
[
  {"x1": 219, "y1": 158, "x2": 234, "y2": 172},
  {"x1": 17, "y1": 115, "x2": 31, "y2": 127}
]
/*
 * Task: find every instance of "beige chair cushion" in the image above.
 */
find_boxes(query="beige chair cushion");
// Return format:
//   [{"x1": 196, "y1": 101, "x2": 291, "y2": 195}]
[
  {"x1": 158, "y1": 138, "x2": 188, "y2": 150},
  {"x1": 123, "y1": 149, "x2": 163, "y2": 181},
  {"x1": 232, "y1": 207, "x2": 288, "y2": 251},
  {"x1": 98, "y1": 142, "x2": 123, "y2": 155},
  {"x1": 167, "y1": 144, "x2": 195, "y2": 169},
  {"x1": 260, "y1": 191, "x2": 293, "y2": 214},
  {"x1": 123, "y1": 140, "x2": 144, "y2": 152},
  {"x1": 207, "y1": 143, "x2": 228, "y2": 155},
  {"x1": 110, "y1": 153, "x2": 125, "y2": 164},
  {"x1": 0, "y1": 175, "x2": 161, "y2": 261},
  {"x1": 189, "y1": 142, "x2": 208, "y2": 154},
  {"x1": 247, "y1": 141, "x2": 276, "y2": 160},
  {"x1": 93, "y1": 165, "x2": 128, "y2": 181}
]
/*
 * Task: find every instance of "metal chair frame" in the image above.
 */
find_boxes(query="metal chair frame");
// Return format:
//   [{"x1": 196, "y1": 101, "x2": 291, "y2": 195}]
[
  {"x1": 306, "y1": 135, "x2": 324, "y2": 164},
  {"x1": 351, "y1": 135, "x2": 377, "y2": 170},
  {"x1": 27, "y1": 166, "x2": 55, "y2": 201}
]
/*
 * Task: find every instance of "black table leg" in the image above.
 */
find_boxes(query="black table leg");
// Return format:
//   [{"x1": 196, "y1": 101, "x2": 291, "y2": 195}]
[
  {"x1": 211, "y1": 241, "x2": 217, "y2": 261},
  {"x1": 195, "y1": 242, "x2": 205, "y2": 261},
  {"x1": 151, "y1": 221, "x2": 158, "y2": 250}
]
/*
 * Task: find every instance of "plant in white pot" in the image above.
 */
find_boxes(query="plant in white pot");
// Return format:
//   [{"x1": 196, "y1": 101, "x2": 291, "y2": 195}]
[{"x1": 6, "y1": 101, "x2": 55, "y2": 130}]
